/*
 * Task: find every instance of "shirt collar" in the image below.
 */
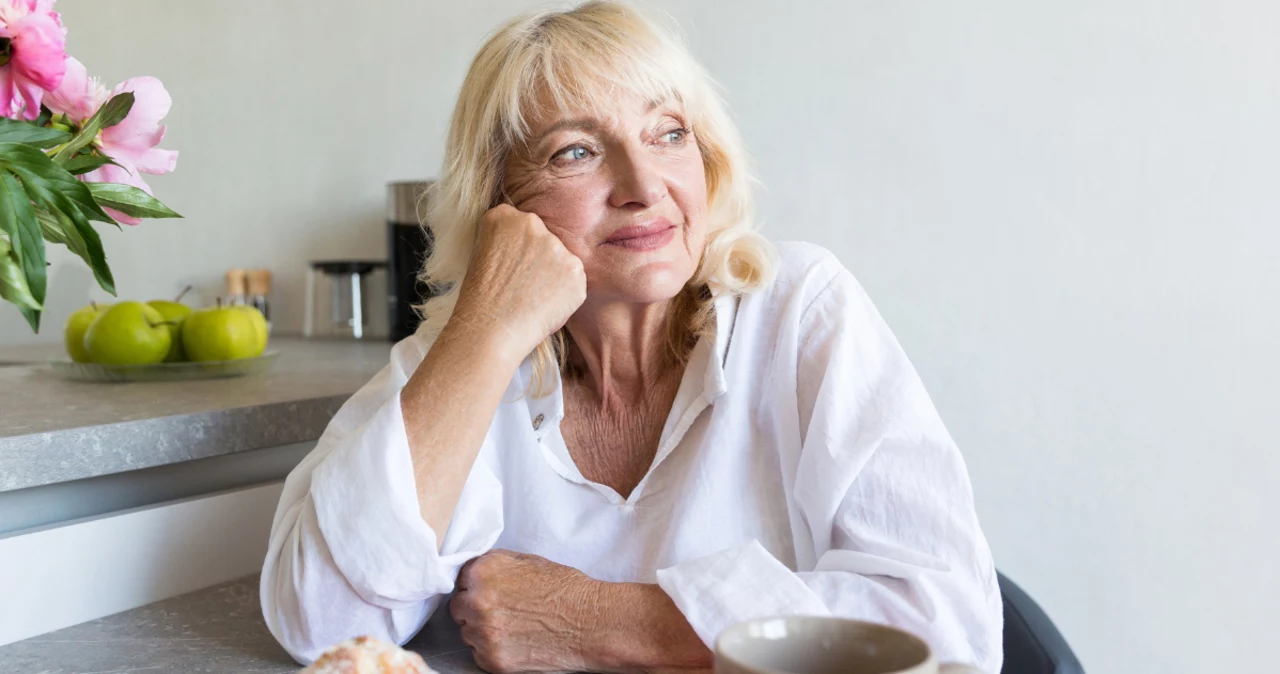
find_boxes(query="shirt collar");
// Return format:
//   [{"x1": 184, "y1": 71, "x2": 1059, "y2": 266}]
[
  {"x1": 704, "y1": 291, "x2": 737, "y2": 403},
  {"x1": 522, "y1": 361, "x2": 565, "y2": 440},
  {"x1": 523, "y1": 291, "x2": 738, "y2": 436}
]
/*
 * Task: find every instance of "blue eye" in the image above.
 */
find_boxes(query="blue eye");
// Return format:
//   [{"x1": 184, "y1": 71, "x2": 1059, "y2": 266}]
[
  {"x1": 661, "y1": 128, "x2": 689, "y2": 143},
  {"x1": 553, "y1": 145, "x2": 592, "y2": 164}
]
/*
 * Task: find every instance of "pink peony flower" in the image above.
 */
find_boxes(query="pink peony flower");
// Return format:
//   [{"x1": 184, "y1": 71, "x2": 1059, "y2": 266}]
[
  {"x1": 42, "y1": 53, "x2": 98, "y2": 120},
  {"x1": 0, "y1": 0, "x2": 66, "y2": 120},
  {"x1": 46, "y1": 57, "x2": 178, "y2": 225}
]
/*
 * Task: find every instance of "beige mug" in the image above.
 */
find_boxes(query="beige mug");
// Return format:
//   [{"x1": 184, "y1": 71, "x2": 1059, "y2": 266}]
[{"x1": 715, "y1": 616, "x2": 985, "y2": 674}]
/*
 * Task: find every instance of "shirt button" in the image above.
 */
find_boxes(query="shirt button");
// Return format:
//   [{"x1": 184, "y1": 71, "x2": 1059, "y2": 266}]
[{"x1": 532, "y1": 414, "x2": 544, "y2": 430}]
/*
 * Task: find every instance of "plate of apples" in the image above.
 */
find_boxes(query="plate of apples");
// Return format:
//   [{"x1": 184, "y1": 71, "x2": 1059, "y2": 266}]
[{"x1": 50, "y1": 287, "x2": 277, "y2": 383}]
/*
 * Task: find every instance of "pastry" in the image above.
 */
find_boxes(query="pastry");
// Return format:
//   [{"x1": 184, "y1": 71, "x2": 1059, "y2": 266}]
[{"x1": 300, "y1": 635, "x2": 434, "y2": 674}]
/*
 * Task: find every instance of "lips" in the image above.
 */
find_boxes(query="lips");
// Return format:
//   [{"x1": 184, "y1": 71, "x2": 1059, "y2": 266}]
[{"x1": 604, "y1": 219, "x2": 677, "y2": 251}]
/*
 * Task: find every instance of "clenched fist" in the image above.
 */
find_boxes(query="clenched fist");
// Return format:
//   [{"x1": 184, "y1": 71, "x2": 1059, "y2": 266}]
[
  {"x1": 450, "y1": 550, "x2": 600, "y2": 674},
  {"x1": 447, "y1": 205, "x2": 587, "y2": 364}
]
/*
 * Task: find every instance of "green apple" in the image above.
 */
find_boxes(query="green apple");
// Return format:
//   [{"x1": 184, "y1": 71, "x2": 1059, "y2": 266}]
[
  {"x1": 64, "y1": 302, "x2": 111, "y2": 363},
  {"x1": 183, "y1": 304, "x2": 262, "y2": 362},
  {"x1": 239, "y1": 306, "x2": 269, "y2": 355},
  {"x1": 84, "y1": 302, "x2": 171, "y2": 365},
  {"x1": 147, "y1": 300, "x2": 192, "y2": 362}
]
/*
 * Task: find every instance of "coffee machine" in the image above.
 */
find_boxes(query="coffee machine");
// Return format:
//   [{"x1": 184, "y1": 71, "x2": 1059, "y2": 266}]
[{"x1": 386, "y1": 181, "x2": 437, "y2": 341}]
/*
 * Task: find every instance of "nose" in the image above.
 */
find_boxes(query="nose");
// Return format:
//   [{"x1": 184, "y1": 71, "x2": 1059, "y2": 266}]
[{"x1": 607, "y1": 144, "x2": 667, "y2": 210}]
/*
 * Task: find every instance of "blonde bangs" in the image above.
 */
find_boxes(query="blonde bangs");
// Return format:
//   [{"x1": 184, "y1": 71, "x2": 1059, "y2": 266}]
[{"x1": 497, "y1": 5, "x2": 699, "y2": 154}]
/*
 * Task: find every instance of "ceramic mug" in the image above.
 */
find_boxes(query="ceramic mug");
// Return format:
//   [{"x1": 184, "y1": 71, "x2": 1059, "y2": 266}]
[{"x1": 715, "y1": 616, "x2": 985, "y2": 674}]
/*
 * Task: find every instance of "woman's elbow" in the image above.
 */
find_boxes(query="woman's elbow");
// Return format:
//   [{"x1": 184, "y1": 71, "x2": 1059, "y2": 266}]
[
  {"x1": 260, "y1": 536, "x2": 345, "y2": 665},
  {"x1": 261, "y1": 547, "x2": 439, "y2": 665},
  {"x1": 259, "y1": 520, "x2": 367, "y2": 664},
  {"x1": 260, "y1": 565, "x2": 320, "y2": 664}
]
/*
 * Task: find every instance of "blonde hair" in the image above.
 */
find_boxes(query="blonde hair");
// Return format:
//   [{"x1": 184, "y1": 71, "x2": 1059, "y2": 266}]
[{"x1": 416, "y1": 1, "x2": 776, "y2": 395}]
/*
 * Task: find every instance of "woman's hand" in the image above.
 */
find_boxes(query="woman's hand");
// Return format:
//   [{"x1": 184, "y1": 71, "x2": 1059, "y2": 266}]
[
  {"x1": 450, "y1": 550, "x2": 713, "y2": 674},
  {"x1": 450, "y1": 549, "x2": 598, "y2": 673},
  {"x1": 400, "y1": 206, "x2": 584, "y2": 544},
  {"x1": 448, "y1": 204, "x2": 587, "y2": 366}
]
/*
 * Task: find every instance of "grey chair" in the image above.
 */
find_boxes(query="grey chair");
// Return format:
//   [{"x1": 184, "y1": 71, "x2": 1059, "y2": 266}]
[{"x1": 998, "y1": 572, "x2": 1084, "y2": 674}]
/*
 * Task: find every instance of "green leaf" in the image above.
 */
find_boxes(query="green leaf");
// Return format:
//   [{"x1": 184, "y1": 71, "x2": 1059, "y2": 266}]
[
  {"x1": 97, "y1": 93, "x2": 134, "y2": 129},
  {"x1": 32, "y1": 206, "x2": 115, "y2": 297},
  {"x1": 61, "y1": 154, "x2": 118, "y2": 175},
  {"x1": 0, "y1": 141, "x2": 115, "y2": 223},
  {"x1": 36, "y1": 208, "x2": 84, "y2": 255},
  {"x1": 0, "y1": 236, "x2": 40, "y2": 311},
  {"x1": 19, "y1": 302, "x2": 39, "y2": 330},
  {"x1": 0, "y1": 171, "x2": 44, "y2": 329},
  {"x1": 36, "y1": 208, "x2": 85, "y2": 259},
  {"x1": 87, "y1": 182, "x2": 182, "y2": 219},
  {"x1": 0, "y1": 144, "x2": 116, "y2": 297},
  {"x1": 35, "y1": 208, "x2": 68, "y2": 245},
  {"x1": 51, "y1": 92, "x2": 135, "y2": 165},
  {"x1": 0, "y1": 117, "x2": 72, "y2": 149}
]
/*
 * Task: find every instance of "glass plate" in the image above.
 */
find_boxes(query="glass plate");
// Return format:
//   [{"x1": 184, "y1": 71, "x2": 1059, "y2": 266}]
[{"x1": 48, "y1": 351, "x2": 281, "y2": 383}]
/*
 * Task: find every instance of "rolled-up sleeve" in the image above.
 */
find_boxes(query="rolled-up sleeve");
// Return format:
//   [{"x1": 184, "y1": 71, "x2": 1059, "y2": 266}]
[
  {"x1": 260, "y1": 334, "x2": 504, "y2": 664},
  {"x1": 659, "y1": 256, "x2": 1002, "y2": 673}
]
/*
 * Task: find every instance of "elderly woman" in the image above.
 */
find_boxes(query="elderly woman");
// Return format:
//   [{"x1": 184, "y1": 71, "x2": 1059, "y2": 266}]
[{"x1": 262, "y1": 2, "x2": 1002, "y2": 672}]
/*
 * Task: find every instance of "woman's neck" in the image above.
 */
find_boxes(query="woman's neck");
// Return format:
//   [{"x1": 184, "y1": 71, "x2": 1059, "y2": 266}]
[{"x1": 563, "y1": 298, "x2": 675, "y2": 407}]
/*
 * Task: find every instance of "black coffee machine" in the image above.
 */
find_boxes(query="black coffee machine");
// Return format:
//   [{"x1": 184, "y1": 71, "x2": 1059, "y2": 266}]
[{"x1": 386, "y1": 181, "x2": 437, "y2": 341}]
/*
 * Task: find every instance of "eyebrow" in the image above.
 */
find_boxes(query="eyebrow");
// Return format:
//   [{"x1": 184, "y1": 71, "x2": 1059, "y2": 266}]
[
  {"x1": 532, "y1": 98, "x2": 676, "y2": 146},
  {"x1": 539, "y1": 118, "x2": 600, "y2": 137}
]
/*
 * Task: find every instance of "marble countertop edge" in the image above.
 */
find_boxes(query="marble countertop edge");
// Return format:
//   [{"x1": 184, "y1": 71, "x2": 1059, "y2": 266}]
[{"x1": 0, "y1": 394, "x2": 349, "y2": 493}]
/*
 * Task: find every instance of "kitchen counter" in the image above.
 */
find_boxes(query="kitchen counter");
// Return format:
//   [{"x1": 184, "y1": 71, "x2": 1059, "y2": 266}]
[
  {"x1": 0, "y1": 337, "x2": 393, "y2": 493},
  {"x1": 0, "y1": 575, "x2": 483, "y2": 674},
  {"x1": 0, "y1": 337, "x2": 411, "y2": 650}
]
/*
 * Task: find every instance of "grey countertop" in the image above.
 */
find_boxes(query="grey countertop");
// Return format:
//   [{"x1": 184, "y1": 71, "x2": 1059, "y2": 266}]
[
  {"x1": 0, "y1": 575, "x2": 483, "y2": 674},
  {"x1": 0, "y1": 337, "x2": 393, "y2": 492}
]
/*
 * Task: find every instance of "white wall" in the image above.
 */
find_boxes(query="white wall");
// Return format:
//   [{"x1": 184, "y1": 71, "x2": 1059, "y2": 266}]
[{"x1": 4, "y1": 1, "x2": 1276, "y2": 672}]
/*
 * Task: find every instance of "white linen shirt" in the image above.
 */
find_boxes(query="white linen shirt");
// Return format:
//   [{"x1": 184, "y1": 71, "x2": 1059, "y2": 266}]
[{"x1": 261, "y1": 242, "x2": 1003, "y2": 672}]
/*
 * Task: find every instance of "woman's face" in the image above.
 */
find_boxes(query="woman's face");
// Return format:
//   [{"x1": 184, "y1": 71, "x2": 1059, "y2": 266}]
[{"x1": 503, "y1": 94, "x2": 708, "y2": 306}]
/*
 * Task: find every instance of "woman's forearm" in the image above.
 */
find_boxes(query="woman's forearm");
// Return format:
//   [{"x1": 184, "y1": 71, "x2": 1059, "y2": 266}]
[
  {"x1": 401, "y1": 320, "x2": 524, "y2": 543},
  {"x1": 585, "y1": 581, "x2": 713, "y2": 674}
]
